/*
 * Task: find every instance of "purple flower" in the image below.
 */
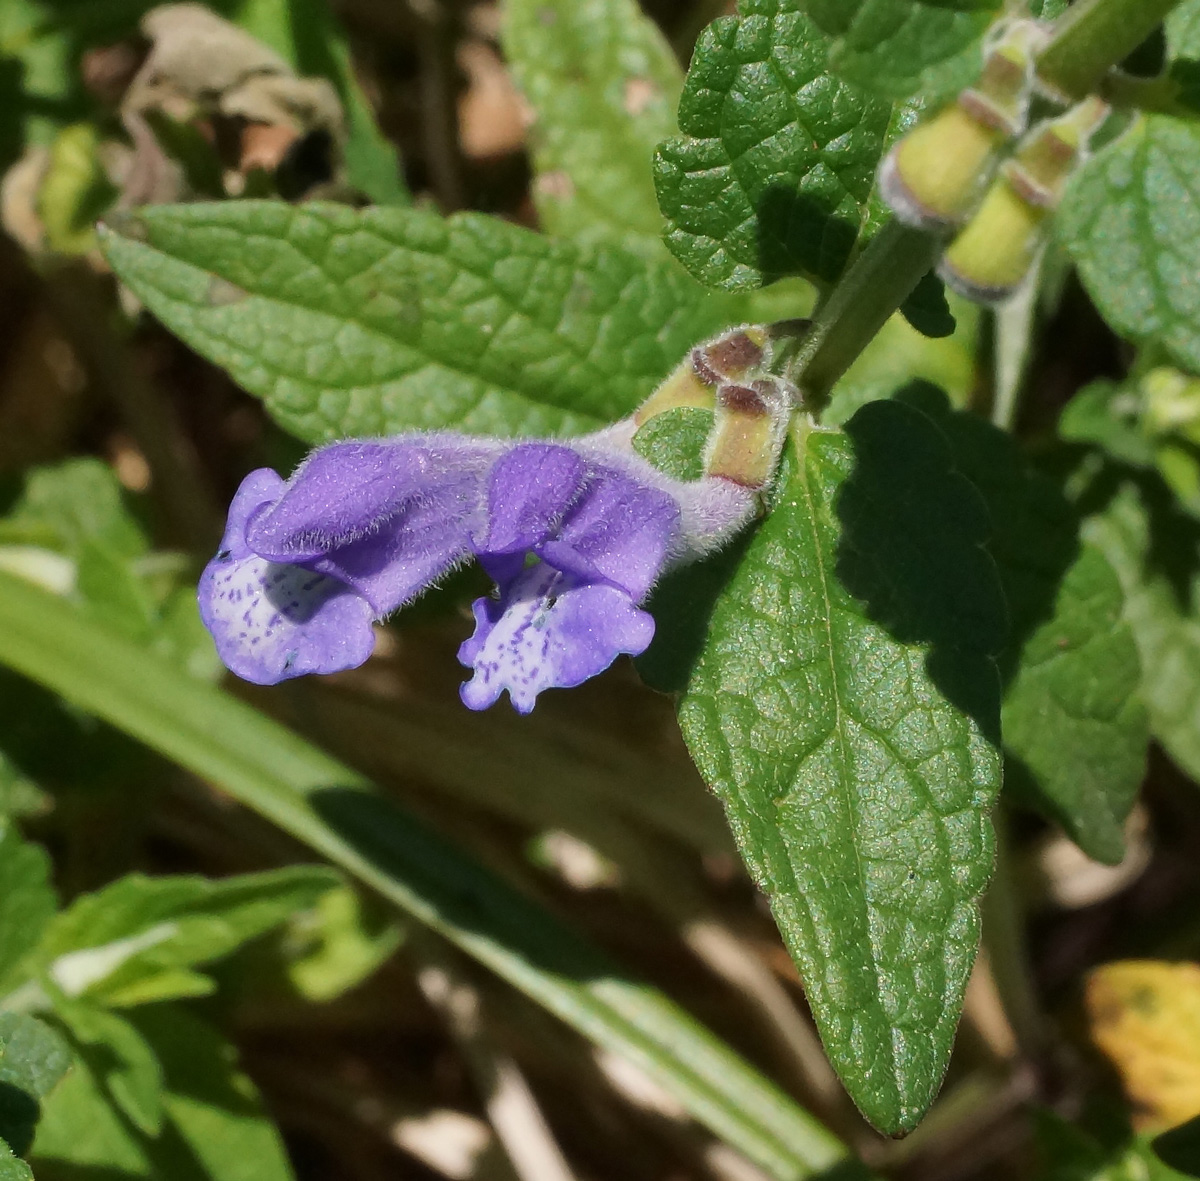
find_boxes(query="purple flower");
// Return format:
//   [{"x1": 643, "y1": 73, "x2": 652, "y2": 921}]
[{"x1": 200, "y1": 426, "x2": 759, "y2": 711}]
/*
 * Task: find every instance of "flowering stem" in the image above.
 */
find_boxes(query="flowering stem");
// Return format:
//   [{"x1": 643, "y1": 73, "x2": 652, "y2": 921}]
[
  {"x1": 778, "y1": 221, "x2": 940, "y2": 409},
  {"x1": 783, "y1": 0, "x2": 1186, "y2": 413},
  {"x1": 1036, "y1": 0, "x2": 1183, "y2": 102}
]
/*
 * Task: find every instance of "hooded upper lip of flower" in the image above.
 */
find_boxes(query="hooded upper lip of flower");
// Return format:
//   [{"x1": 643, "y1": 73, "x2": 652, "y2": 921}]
[{"x1": 199, "y1": 422, "x2": 760, "y2": 711}]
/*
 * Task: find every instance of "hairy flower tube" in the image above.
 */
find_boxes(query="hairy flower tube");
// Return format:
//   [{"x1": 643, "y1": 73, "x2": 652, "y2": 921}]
[{"x1": 200, "y1": 366, "x2": 793, "y2": 712}]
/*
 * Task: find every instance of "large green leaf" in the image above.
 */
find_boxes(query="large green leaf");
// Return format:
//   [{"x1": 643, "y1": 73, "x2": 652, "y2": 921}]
[
  {"x1": 1084, "y1": 477, "x2": 1200, "y2": 786},
  {"x1": 1060, "y1": 116, "x2": 1200, "y2": 373},
  {"x1": 29, "y1": 868, "x2": 338, "y2": 1007},
  {"x1": 0, "y1": 569, "x2": 855, "y2": 1181},
  {"x1": 678, "y1": 400, "x2": 1005, "y2": 1133},
  {"x1": 100, "y1": 202, "x2": 738, "y2": 442},
  {"x1": 503, "y1": 0, "x2": 681, "y2": 251},
  {"x1": 901, "y1": 387, "x2": 1147, "y2": 865},
  {"x1": 653, "y1": 0, "x2": 898, "y2": 290},
  {"x1": 804, "y1": 0, "x2": 1001, "y2": 98}
]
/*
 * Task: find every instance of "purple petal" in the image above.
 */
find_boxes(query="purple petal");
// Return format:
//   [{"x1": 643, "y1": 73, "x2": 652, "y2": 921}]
[
  {"x1": 458, "y1": 563, "x2": 654, "y2": 714},
  {"x1": 199, "y1": 469, "x2": 375, "y2": 684},
  {"x1": 474, "y1": 443, "x2": 585, "y2": 556},
  {"x1": 542, "y1": 464, "x2": 679, "y2": 601},
  {"x1": 247, "y1": 436, "x2": 496, "y2": 615}
]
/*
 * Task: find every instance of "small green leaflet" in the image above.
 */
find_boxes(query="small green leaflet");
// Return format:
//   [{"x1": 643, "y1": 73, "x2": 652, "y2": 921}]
[
  {"x1": 0, "y1": 828, "x2": 55, "y2": 991},
  {"x1": 902, "y1": 387, "x2": 1147, "y2": 865},
  {"x1": 804, "y1": 0, "x2": 1001, "y2": 99},
  {"x1": 653, "y1": 0, "x2": 898, "y2": 290},
  {"x1": 1060, "y1": 116, "x2": 1200, "y2": 374},
  {"x1": 1085, "y1": 478, "x2": 1200, "y2": 789},
  {"x1": 632, "y1": 407, "x2": 713, "y2": 481},
  {"x1": 31, "y1": 1003, "x2": 297, "y2": 1181},
  {"x1": 28, "y1": 867, "x2": 338, "y2": 1007},
  {"x1": 99, "y1": 202, "x2": 740, "y2": 443},
  {"x1": 503, "y1": 0, "x2": 682, "y2": 252},
  {"x1": 678, "y1": 400, "x2": 1005, "y2": 1133},
  {"x1": 134, "y1": 1004, "x2": 298, "y2": 1181},
  {"x1": 0, "y1": 1012, "x2": 72, "y2": 1156},
  {"x1": 50, "y1": 1000, "x2": 165, "y2": 1138},
  {"x1": 0, "y1": 1142, "x2": 31, "y2": 1181}
]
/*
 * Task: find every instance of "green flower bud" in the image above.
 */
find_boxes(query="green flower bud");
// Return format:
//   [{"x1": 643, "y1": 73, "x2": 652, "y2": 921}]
[
  {"x1": 940, "y1": 96, "x2": 1109, "y2": 303},
  {"x1": 880, "y1": 19, "x2": 1045, "y2": 231}
]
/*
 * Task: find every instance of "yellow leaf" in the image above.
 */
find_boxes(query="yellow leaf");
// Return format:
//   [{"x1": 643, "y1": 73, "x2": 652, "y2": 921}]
[{"x1": 1086, "y1": 960, "x2": 1200, "y2": 1131}]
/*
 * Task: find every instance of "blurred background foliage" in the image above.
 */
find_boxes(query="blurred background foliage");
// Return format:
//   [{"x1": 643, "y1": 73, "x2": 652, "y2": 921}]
[{"x1": 0, "y1": 0, "x2": 1198, "y2": 1179}]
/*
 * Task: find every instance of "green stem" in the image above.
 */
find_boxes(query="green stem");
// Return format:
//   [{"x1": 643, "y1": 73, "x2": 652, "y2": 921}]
[
  {"x1": 780, "y1": 221, "x2": 940, "y2": 408},
  {"x1": 980, "y1": 809, "x2": 1046, "y2": 1060},
  {"x1": 784, "y1": 0, "x2": 1186, "y2": 405},
  {"x1": 1036, "y1": 0, "x2": 1184, "y2": 102}
]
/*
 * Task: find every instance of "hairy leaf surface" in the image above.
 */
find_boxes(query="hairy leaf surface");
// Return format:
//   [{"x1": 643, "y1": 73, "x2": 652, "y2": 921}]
[
  {"x1": 678, "y1": 401, "x2": 1004, "y2": 1132},
  {"x1": 805, "y1": 0, "x2": 1000, "y2": 97},
  {"x1": 1061, "y1": 116, "x2": 1200, "y2": 374},
  {"x1": 1085, "y1": 479, "x2": 1200, "y2": 788},
  {"x1": 653, "y1": 0, "x2": 898, "y2": 290},
  {"x1": 503, "y1": 0, "x2": 681, "y2": 250},
  {"x1": 101, "y1": 202, "x2": 738, "y2": 441}
]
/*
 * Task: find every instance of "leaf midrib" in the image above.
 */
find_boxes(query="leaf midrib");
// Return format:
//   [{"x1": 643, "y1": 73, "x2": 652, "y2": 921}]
[{"x1": 790, "y1": 424, "x2": 899, "y2": 1093}]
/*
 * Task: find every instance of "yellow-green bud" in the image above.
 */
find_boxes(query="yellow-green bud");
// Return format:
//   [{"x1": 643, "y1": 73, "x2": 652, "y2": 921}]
[
  {"x1": 634, "y1": 325, "x2": 770, "y2": 426},
  {"x1": 938, "y1": 180, "x2": 1047, "y2": 302},
  {"x1": 940, "y1": 96, "x2": 1109, "y2": 303},
  {"x1": 879, "y1": 19, "x2": 1044, "y2": 231},
  {"x1": 703, "y1": 377, "x2": 794, "y2": 490}
]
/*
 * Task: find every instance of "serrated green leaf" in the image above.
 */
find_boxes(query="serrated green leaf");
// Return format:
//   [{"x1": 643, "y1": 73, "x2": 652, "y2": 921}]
[
  {"x1": 901, "y1": 387, "x2": 1147, "y2": 864},
  {"x1": 100, "y1": 201, "x2": 740, "y2": 442},
  {"x1": 1168, "y1": 0, "x2": 1200, "y2": 61},
  {"x1": 31, "y1": 868, "x2": 338, "y2": 1007},
  {"x1": 632, "y1": 407, "x2": 714, "y2": 480},
  {"x1": 1084, "y1": 477, "x2": 1200, "y2": 787},
  {"x1": 0, "y1": 829, "x2": 55, "y2": 991},
  {"x1": 49, "y1": 1000, "x2": 164, "y2": 1138},
  {"x1": 678, "y1": 401, "x2": 1004, "y2": 1133},
  {"x1": 653, "y1": 1, "x2": 899, "y2": 290},
  {"x1": 131, "y1": 1004, "x2": 297, "y2": 1181},
  {"x1": 503, "y1": 0, "x2": 681, "y2": 250},
  {"x1": 1060, "y1": 116, "x2": 1200, "y2": 374},
  {"x1": 0, "y1": 569, "x2": 855, "y2": 1181},
  {"x1": 804, "y1": 0, "x2": 1000, "y2": 99},
  {"x1": 0, "y1": 1142, "x2": 31, "y2": 1181},
  {"x1": 0, "y1": 1012, "x2": 72, "y2": 1157}
]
